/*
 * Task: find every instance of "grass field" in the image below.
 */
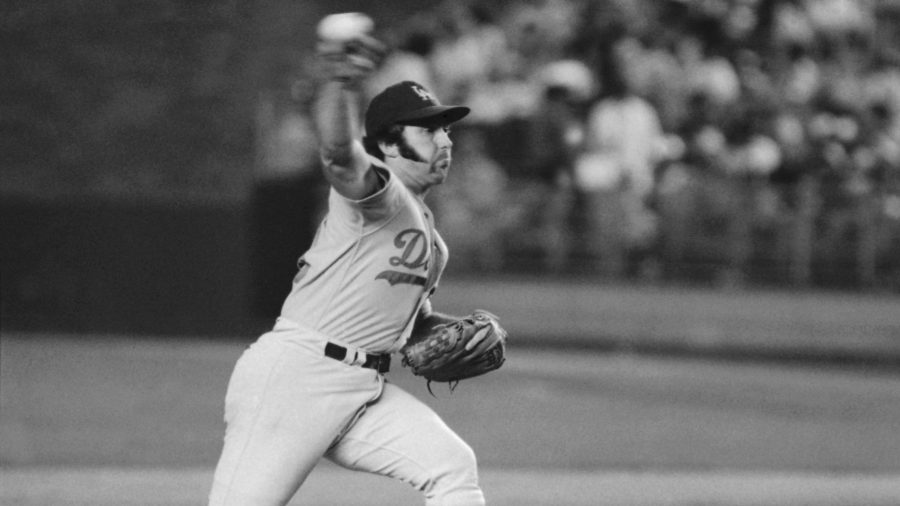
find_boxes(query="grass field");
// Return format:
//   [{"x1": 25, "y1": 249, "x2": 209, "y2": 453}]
[{"x1": 2, "y1": 332, "x2": 900, "y2": 505}]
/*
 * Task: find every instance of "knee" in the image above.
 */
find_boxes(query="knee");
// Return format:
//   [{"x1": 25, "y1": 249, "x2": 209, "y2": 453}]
[
  {"x1": 439, "y1": 438, "x2": 479, "y2": 481},
  {"x1": 424, "y1": 439, "x2": 484, "y2": 506}
]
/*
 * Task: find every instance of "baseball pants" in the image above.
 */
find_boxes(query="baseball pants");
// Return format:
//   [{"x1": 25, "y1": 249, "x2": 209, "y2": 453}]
[{"x1": 208, "y1": 327, "x2": 485, "y2": 506}]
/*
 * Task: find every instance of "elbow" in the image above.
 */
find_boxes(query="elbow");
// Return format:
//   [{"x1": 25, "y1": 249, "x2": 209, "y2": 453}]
[
  {"x1": 320, "y1": 142, "x2": 365, "y2": 185},
  {"x1": 321, "y1": 142, "x2": 354, "y2": 168}
]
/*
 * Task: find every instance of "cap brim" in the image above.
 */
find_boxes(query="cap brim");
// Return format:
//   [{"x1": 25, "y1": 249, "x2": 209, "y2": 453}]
[{"x1": 395, "y1": 105, "x2": 470, "y2": 127}]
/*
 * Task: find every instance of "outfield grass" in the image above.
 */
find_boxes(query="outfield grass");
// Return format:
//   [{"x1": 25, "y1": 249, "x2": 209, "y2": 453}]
[
  {"x1": 434, "y1": 279, "x2": 900, "y2": 362},
  {"x1": 2, "y1": 333, "x2": 899, "y2": 504}
]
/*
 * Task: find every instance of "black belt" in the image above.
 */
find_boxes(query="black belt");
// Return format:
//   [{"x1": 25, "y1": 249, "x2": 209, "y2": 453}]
[{"x1": 324, "y1": 342, "x2": 391, "y2": 373}]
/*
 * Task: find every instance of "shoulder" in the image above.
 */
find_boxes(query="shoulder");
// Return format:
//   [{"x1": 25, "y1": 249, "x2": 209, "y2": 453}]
[{"x1": 328, "y1": 159, "x2": 412, "y2": 223}]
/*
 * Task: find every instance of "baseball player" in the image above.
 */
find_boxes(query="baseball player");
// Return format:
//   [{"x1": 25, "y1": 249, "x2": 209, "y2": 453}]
[{"x1": 208, "y1": 23, "x2": 496, "y2": 506}]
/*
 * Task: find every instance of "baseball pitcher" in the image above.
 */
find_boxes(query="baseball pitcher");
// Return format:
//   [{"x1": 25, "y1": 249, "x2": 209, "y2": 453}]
[{"x1": 207, "y1": 13, "x2": 507, "y2": 506}]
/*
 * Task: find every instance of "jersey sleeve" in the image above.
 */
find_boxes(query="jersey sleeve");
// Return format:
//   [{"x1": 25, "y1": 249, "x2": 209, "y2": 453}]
[{"x1": 327, "y1": 161, "x2": 404, "y2": 232}]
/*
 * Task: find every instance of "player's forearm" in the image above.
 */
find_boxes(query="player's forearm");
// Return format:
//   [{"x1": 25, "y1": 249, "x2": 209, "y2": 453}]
[
  {"x1": 316, "y1": 80, "x2": 362, "y2": 167},
  {"x1": 412, "y1": 302, "x2": 460, "y2": 336},
  {"x1": 312, "y1": 28, "x2": 384, "y2": 198},
  {"x1": 315, "y1": 80, "x2": 375, "y2": 197}
]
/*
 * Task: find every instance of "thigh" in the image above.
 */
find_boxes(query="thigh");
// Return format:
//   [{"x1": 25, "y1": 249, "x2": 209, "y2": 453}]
[
  {"x1": 210, "y1": 337, "x2": 383, "y2": 506},
  {"x1": 326, "y1": 382, "x2": 474, "y2": 490}
]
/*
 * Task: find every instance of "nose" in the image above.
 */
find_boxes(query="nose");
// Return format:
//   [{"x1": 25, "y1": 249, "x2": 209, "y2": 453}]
[{"x1": 435, "y1": 128, "x2": 452, "y2": 149}]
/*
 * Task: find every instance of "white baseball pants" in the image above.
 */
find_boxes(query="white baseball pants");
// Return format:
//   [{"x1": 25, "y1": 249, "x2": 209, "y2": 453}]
[{"x1": 208, "y1": 328, "x2": 485, "y2": 506}]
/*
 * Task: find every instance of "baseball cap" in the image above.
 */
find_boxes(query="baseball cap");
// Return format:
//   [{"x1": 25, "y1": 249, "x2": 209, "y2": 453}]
[{"x1": 364, "y1": 81, "x2": 470, "y2": 137}]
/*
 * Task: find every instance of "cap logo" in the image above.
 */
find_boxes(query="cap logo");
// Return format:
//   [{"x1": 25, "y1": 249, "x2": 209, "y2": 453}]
[{"x1": 410, "y1": 85, "x2": 435, "y2": 103}]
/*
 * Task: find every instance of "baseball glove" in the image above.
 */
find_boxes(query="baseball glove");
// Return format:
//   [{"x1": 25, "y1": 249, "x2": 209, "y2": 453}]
[{"x1": 401, "y1": 310, "x2": 507, "y2": 391}]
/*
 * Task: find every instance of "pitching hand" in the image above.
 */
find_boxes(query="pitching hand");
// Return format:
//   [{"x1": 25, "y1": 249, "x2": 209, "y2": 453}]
[{"x1": 316, "y1": 35, "x2": 387, "y2": 84}]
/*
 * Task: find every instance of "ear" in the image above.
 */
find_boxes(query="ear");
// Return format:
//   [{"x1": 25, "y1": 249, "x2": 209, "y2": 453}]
[{"x1": 378, "y1": 140, "x2": 400, "y2": 158}]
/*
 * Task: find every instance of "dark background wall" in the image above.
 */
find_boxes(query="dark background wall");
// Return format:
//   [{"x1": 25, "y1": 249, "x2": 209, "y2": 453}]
[
  {"x1": 1, "y1": 198, "x2": 252, "y2": 335},
  {"x1": 1, "y1": 0, "x2": 440, "y2": 335}
]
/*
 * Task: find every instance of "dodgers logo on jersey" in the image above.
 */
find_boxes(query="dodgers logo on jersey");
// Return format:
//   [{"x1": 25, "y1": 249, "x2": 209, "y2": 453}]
[{"x1": 376, "y1": 228, "x2": 428, "y2": 286}]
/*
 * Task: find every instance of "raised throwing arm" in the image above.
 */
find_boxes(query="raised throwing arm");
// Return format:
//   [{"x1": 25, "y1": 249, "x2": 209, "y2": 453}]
[{"x1": 314, "y1": 36, "x2": 386, "y2": 200}]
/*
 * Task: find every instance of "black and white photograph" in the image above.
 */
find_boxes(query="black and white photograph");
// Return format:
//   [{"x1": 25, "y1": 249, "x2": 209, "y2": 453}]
[{"x1": 2, "y1": 1, "x2": 900, "y2": 504}]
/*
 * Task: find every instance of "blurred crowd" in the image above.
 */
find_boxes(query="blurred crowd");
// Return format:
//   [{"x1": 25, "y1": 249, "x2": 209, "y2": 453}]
[
  {"x1": 400, "y1": 0, "x2": 900, "y2": 288},
  {"x1": 265, "y1": 0, "x2": 900, "y2": 289}
]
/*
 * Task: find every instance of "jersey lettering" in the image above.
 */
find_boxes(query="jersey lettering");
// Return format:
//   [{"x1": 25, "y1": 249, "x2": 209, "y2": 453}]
[
  {"x1": 378, "y1": 228, "x2": 429, "y2": 287},
  {"x1": 389, "y1": 229, "x2": 428, "y2": 269},
  {"x1": 375, "y1": 271, "x2": 427, "y2": 286}
]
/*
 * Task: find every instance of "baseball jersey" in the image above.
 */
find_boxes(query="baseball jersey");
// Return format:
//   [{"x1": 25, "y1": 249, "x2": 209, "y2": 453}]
[{"x1": 279, "y1": 161, "x2": 447, "y2": 353}]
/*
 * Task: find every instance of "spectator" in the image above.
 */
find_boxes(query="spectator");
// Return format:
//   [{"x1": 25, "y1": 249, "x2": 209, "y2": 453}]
[
  {"x1": 501, "y1": 0, "x2": 581, "y2": 74},
  {"x1": 429, "y1": 1, "x2": 512, "y2": 104},
  {"x1": 430, "y1": 126, "x2": 514, "y2": 273},
  {"x1": 675, "y1": 34, "x2": 742, "y2": 109},
  {"x1": 504, "y1": 81, "x2": 583, "y2": 272},
  {"x1": 577, "y1": 43, "x2": 668, "y2": 278}
]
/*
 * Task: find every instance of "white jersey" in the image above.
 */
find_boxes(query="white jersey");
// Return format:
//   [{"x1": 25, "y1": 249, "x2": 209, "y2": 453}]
[{"x1": 279, "y1": 162, "x2": 447, "y2": 353}]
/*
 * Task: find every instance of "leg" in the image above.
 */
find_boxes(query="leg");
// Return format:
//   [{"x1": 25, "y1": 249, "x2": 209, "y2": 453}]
[
  {"x1": 326, "y1": 382, "x2": 485, "y2": 506},
  {"x1": 209, "y1": 335, "x2": 383, "y2": 506}
]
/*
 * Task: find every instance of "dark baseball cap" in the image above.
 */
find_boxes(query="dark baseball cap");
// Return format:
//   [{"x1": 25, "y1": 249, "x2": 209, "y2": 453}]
[{"x1": 364, "y1": 81, "x2": 470, "y2": 137}]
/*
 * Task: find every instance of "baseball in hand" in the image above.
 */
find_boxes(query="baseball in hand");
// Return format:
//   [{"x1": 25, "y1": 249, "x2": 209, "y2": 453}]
[{"x1": 316, "y1": 12, "x2": 374, "y2": 43}]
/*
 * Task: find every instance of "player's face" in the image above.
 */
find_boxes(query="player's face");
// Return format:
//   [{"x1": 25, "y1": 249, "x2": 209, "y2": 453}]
[{"x1": 399, "y1": 124, "x2": 454, "y2": 182}]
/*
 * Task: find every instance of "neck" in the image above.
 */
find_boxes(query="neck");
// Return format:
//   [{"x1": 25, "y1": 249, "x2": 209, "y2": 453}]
[{"x1": 387, "y1": 157, "x2": 433, "y2": 197}]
